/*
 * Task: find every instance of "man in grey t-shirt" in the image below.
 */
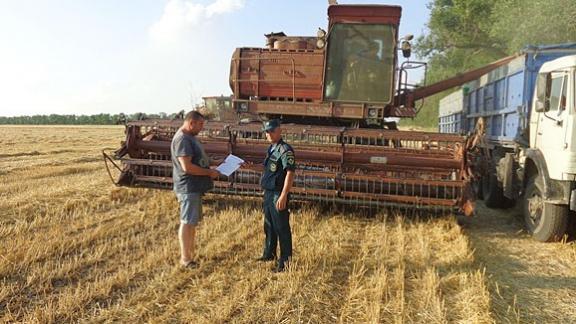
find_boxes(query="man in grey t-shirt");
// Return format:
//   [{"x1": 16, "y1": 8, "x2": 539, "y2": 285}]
[{"x1": 171, "y1": 111, "x2": 220, "y2": 268}]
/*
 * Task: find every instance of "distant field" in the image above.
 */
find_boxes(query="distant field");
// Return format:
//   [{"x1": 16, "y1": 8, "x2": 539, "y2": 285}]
[{"x1": 0, "y1": 125, "x2": 575, "y2": 323}]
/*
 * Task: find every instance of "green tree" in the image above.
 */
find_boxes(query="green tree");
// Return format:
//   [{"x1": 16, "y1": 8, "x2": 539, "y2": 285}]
[
  {"x1": 416, "y1": 0, "x2": 506, "y2": 83},
  {"x1": 408, "y1": 0, "x2": 576, "y2": 129},
  {"x1": 491, "y1": 0, "x2": 576, "y2": 52},
  {"x1": 0, "y1": 113, "x2": 173, "y2": 125}
]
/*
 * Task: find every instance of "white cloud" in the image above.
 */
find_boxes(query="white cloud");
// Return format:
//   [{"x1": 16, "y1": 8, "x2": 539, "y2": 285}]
[
  {"x1": 206, "y1": 0, "x2": 245, "y2": 17},
  {"x1": 149, "y1": 0, "x2": 245, "y2": 43}
]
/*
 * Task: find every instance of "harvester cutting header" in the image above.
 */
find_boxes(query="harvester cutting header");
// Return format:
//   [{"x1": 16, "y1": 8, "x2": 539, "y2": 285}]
[{"x1": 104, "y1": 3, "x2": 515, "y2": 215}]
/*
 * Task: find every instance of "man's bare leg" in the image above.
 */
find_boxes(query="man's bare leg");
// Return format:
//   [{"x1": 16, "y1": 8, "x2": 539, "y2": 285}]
[{"x1": 179, "y1": 223, "x2": 196, "y2": 265}]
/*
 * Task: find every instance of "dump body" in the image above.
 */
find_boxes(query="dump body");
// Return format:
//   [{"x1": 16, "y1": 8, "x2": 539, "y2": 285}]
[
  {"x1": 438, "y1": 90, "x2": 464, "y2": 134},
  {"x1": 444, "y1": 43, "x2": 576, "y2": 146}
]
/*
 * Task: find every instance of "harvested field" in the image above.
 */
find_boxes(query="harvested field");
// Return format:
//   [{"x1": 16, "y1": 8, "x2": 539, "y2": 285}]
[{"x1": 0, "y1": 125, "x2": 575, "y2": 323}]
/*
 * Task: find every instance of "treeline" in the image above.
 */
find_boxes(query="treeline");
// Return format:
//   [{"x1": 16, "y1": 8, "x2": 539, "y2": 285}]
[
  {"x1": 409, "y1": 0, "x2": 576, "y2": 128},
  {"x1": 0, "y1": 112, "x2": 182, "y2": 125}
]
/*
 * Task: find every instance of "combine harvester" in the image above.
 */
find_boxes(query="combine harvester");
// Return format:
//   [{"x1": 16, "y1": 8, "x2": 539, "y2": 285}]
[{"x1": 104, "y1": 3, "x2": 519, "y2": 216}]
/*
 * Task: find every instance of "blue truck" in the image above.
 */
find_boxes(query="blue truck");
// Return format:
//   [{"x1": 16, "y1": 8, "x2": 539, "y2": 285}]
[{"x1": 439, "y1": 43, "x2": 576, "y2": 241}]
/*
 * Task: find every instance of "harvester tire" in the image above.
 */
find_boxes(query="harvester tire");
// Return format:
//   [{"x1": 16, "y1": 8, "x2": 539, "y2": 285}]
[
  {"x1": 481, "y1": 171, "x2": 508, "y2": 208},
  {"x1": 523, "y1": 175, "x2": 569, "y2": 242}
]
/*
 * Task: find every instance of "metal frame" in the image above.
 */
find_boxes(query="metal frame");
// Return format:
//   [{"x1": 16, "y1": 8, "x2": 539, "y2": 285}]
[{"x1": 105, "y1": 119, "x2": 474, "y2": 215}]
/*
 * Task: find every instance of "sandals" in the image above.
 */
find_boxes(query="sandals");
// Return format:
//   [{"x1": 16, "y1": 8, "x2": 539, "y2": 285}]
[{"x1": 180, "y1": 260, "x2": 199, "y2": 269}]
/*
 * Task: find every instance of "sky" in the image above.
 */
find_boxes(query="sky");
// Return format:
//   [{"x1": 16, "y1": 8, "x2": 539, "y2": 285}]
[{"x1": 0, "y1": 0, "x2": 431, "y2": 117}]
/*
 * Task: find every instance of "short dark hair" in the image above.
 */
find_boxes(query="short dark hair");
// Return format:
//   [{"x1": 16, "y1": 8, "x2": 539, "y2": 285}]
[{"x1": 184, "y1": 110, "x2": 205, "y2": 122}]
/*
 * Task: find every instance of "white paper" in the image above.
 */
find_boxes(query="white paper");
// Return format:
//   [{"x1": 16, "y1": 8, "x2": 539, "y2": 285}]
[{"x1": 216, "y1": 154, "x2": 245, "y2": 176}]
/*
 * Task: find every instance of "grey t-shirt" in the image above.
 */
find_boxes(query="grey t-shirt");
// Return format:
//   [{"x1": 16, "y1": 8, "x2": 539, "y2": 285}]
[{"x1": 170, "y1": 129, "x2": 213, "y2": 194}]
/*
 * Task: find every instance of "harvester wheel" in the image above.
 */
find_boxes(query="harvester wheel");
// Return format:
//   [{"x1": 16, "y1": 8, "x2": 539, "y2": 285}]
[
  {"x1": 523, "y1": 174, "x2": 569, "y2": 242},
  {"x1": 481, "y1": 171, "x2": 508, "y2": 208}
]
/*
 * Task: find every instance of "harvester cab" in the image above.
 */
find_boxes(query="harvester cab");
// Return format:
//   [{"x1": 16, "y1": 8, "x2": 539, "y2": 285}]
[
  {"x1": 322, "y1": 5, "x2": 399, "y2": 108},
  {"x1": 229, "y1": 4, "x2": 422, "y2": 128}
]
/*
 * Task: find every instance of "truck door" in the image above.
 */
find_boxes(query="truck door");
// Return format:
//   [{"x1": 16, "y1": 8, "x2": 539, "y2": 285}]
[{"x1": 534, "y1": 71, "x2": 570, "y2": 171}]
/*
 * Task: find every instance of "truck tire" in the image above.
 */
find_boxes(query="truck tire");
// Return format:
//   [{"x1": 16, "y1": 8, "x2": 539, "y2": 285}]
[
  {"x1": 522, "y1": 174, "x2": 569, "y2": 242},
  {"x1": 472, "y1": 178, "x2": 483, "y2": 200},
  {"x1": 482, "y1": 171, "x2": 507, "y2": 208}
]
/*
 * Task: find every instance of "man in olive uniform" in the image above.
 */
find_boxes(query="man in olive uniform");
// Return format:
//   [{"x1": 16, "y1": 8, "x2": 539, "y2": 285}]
[{"x1": 257, "y1": 119, "x2": 296, "y2": 272}]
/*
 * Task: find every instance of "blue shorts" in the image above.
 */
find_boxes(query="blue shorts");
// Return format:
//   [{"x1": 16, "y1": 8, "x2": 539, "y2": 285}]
[{"x1": 175, "y1": 193, "x2": 203, "y2": 225}]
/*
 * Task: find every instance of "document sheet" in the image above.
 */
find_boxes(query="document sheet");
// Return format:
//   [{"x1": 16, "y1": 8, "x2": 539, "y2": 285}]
[{"x1": 215, "y1": 154, "x2": 245, "y2": 176}]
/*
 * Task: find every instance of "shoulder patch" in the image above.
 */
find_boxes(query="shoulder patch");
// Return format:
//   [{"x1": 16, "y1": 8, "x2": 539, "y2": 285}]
[
  {"x1": 286, "y1": 154, "x2": 295, "y2": 166},
  {"x1": 279, "y1": 143, "x2": 293, "y2": 155}
]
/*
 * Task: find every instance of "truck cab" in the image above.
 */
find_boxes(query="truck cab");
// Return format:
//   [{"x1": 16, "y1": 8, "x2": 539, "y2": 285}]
[{"x1": 530, "y1": 56, "x2": 576, "y2": 181}]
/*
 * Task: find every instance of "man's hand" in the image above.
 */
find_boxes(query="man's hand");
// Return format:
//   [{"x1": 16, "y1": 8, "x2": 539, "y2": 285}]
[
  {"x1": 208, "y1": 169, "x2": 221, "y2": 179},
  {"x1": 276, "y1": 170, "x2": 294, "y2": 212},
  {"x1": 179, "y1": 156, "x2": 220, "y2": 178},
  {"x1": 276, "y1": 194, "x2": 288, "y2": 211}
]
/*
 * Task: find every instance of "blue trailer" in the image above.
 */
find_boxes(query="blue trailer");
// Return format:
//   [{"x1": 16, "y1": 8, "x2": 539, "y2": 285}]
[
  {"x1": 438, "y1": 89, "x2": 464, "y2": 134},
  {"x1": 455, "y1": 43, "x2": 576, "y2": 146}
]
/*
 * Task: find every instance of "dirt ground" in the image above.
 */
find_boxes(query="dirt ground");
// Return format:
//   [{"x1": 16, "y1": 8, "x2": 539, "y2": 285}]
[
  {"x1": 464, "y1": 203, "x2": 576, "y2": 323},
  {"x1": 1, "y1": 125, "x2": 575, "y2": 323}
]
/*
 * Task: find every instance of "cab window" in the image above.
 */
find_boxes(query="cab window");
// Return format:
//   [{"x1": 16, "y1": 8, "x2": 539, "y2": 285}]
[
  {"x1": 548, "y1": 74, "x2": 567, "y2": 112},
  {"x1": 323, "y1": 23, "x2": 396, "y2": 104}
]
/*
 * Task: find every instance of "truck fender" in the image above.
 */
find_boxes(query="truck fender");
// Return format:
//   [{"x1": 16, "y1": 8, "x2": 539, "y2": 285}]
[{"x1": 523, "y1": 148, "x2": 554, "y2": 199}]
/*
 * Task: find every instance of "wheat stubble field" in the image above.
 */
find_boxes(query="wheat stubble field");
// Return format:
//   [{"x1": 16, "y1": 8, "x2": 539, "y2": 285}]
[{"x1": 1, "y1": 125, "x2": 575, "y2": 323}]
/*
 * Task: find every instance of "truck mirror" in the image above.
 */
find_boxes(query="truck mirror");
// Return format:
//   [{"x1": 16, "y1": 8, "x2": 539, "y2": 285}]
[
  {"x1": 401, "y1": 40, "x2": 411, "y2": 58},
  {"x1": 535, "y1": 73, "x2": 551, "y2": 112},
  {"x1": 535, "y1": 100, "x2": 546, "y2": 113}
]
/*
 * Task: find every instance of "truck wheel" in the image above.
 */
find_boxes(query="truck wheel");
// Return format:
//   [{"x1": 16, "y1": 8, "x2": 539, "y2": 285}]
[
  {"x1": 523, "y1": 175, "x2": 569, "y2": 242},
  {"x1": 472, "y1": 178, "x2": 483, "y2": 200},
  {"x1": 482, "y1": 172, "x2": 507, "y2": 208}
]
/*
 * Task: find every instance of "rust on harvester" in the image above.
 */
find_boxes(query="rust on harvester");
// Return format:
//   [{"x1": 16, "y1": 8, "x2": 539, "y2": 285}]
[{"x1": 102, "y1": 3, "x2": 517, "y2": 216}]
